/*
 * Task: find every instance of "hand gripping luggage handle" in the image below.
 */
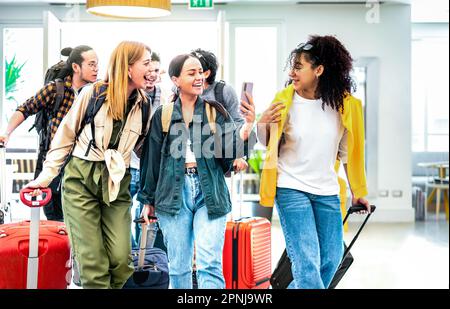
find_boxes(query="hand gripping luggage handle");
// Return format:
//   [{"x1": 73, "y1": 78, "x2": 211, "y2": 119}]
[
  {"x1": 20, "y1": 188, "x2": 52, "y2": 208},
  {"x1": 342, "y1": 204, "x2": 376, "y2": 260},
  {"x1": 134, "y1": 216, "x2": 158, "y2": 270},
  {"x1": 347, "y1": 205, "x2": 376, "y2": 216}
]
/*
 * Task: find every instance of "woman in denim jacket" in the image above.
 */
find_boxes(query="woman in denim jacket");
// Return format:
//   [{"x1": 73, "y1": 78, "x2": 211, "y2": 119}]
[{"x1": 138, "y1": 54, "x2": 256, "y2": 289}]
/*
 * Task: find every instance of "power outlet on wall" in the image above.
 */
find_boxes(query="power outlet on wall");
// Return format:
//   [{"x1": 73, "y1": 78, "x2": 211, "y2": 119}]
[
  {"x1": 392, "y1": 190, "x2": 403, "y2": 198},
  {"x1": 379, "y1": 190, "x2": 389, "y2": 197}
]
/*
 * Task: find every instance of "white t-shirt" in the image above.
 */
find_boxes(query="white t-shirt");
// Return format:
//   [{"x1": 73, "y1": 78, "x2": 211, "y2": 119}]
[
  {"x1": 185, "y1": 138, "x2": 197, "y2": 164},
  {"x1": 277, "y1": 92, "x2": 348, "y2": 196}
]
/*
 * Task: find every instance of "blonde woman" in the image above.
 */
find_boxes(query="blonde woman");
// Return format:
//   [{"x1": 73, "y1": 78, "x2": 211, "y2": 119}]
[{"x1": 26, "y1": 41, "x2": 153, "y2": 289}]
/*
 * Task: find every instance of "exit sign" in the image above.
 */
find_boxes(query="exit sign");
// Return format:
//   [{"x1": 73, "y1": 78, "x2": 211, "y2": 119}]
[{"x1": 189, "y1": 0, "x2": 214, "y2": 9}]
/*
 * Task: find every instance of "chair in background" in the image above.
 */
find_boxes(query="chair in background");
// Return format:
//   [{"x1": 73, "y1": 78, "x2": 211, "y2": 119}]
[{"x1": 419, "y1": 162, "x2": 449, "y2": 221}]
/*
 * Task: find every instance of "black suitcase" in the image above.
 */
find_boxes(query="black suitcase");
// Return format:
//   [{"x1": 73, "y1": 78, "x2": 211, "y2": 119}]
[
  {"x1": 270, "y1": 204, "x2": 376, "y2": 289},
  {"x1": 123, "y1": 218, "x2": 169, "y2": 289}
]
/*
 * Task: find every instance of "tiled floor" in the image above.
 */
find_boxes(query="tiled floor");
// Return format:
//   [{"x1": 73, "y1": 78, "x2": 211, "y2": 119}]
[
  {"x1": 270, "y1": 213, "x2": 449, "y2": 289},
  {"x1": 336, "y1": 217, "x2": 449, "y2": 289},
  {"x1": 6, "y1": 201, "x2": 449, "y2": 289}
]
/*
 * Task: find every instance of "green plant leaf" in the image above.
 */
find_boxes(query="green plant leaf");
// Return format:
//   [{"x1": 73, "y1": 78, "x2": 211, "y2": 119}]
[
  {"x1": 248, "y1": 149, "x2": 264, "y2": 176},
  {"x1": 5, "y1": 54, "x2": 26, "y2": 97}
]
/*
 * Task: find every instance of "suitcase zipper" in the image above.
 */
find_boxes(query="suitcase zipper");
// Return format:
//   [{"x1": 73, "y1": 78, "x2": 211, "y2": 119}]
[{"x1": 231, "y1": 222, "x2": 240, "y2": 289}]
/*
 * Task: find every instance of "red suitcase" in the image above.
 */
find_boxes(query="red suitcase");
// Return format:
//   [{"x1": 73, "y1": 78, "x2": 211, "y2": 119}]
[
  {"x1": 222, "y1": 173, "x2": 272, "y2": 289},
  {"x1": 0, "y1": 188, "x2": 71, "y2": 289}
]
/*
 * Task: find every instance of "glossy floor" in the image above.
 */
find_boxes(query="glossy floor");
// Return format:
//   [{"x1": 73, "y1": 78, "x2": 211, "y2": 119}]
[
  {"x1": 270, "y1": 213, "x2": 449, "y2": 289},
  {"x1": 6, "y1": 201, "x2": 448, "y2": 289}
]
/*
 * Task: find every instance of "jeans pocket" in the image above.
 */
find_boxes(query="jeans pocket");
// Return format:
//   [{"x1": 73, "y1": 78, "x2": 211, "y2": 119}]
[{"x1": 276, "y1": 187, "x2": 310, "y2": 211}]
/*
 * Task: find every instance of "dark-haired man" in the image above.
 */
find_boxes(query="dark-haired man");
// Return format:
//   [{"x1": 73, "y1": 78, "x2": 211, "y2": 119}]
[{"x1": 0, "y1": 45, "x2": 98, "y2": 221}]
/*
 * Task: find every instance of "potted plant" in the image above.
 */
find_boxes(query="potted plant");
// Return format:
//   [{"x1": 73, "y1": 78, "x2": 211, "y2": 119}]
[
  {"x1": 4, "y1": 55, "x2": 26, "y2": 122},
  {"x1": 247, "y1": 148, "x2": 274, "y2": 222}
]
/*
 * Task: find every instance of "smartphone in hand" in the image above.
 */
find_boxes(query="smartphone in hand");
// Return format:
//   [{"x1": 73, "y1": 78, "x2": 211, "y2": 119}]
[{"x1": 241, "y1": 82, "x2": 254, "y2": 104}]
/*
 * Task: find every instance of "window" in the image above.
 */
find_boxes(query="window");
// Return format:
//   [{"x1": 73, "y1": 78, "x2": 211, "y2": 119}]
[
  {"x1": 232, "y1": 26, "x2": 279, "y2": 116},
  {"x1": 2, "y1": 27, "x2": 43, "y2": 150},
  {"x1": 412, "y1": 37, "x2": 449, "y2": 152},
  {"x1": 352, "y1": 66, "x2": 367, "y2": 129},
  {"x1": 61, "y1": 21, "x2": 217, "y2": 92}
]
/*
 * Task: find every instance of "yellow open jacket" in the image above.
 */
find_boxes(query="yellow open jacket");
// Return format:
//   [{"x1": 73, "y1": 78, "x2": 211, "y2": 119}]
[{"x1": 259, "y1": 84, "x2": 368, "y2": 207}]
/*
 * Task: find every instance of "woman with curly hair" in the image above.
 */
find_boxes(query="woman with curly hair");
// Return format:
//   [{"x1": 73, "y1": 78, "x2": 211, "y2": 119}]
[{"x1": 257, "y1": 35, "x2": 370, "y2": 289}]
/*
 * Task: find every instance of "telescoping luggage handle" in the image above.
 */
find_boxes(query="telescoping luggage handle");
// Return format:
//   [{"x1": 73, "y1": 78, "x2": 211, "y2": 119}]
[
  {"x1": 19, "y1": 188, "x2": 52, "y2": 289},
  {"x1": 0, "y1": 142, "x2": 7, "y2": 224},
  {"x1": 230, "y1": 171, "x2": 245, "y2": 220},
  {"x1": 134, "y1": 216, "x2": 158, "y2": 271},
  {"x1": 342, "y1": 204, "x2": 376, "y2": 261},
  {"x1": 20, "y1": 188, "x2": 52, "y2": 208}
]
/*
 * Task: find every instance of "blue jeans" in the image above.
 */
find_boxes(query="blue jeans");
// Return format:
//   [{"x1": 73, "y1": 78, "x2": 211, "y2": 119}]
[
  {"x1": 275, "y1": 187, "x2": 344, "y2": 289},
  {"x1": 130, "y1": 168, "x2": 142, "y2": 249},
  {"x1": 157, "y1": 174, "x2": 227, "y2": 289}
]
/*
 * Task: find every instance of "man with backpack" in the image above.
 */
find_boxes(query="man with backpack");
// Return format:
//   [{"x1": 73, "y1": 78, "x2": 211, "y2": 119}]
[
  {"x1": 0, "y1": 45, "x2": 98, "y2": 222},
  {"x1": 190, "y1": 48, "x2": 248, "y2": 172}
]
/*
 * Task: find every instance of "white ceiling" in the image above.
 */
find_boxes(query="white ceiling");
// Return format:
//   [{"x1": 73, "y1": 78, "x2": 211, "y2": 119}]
[{"x1": 0, "y1": 0, "x2": 448, "y2": 22}]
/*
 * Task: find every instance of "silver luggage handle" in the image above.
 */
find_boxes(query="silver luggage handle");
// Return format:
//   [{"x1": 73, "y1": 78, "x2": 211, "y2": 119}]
[
  {"x1": 230, "y1": 171, "x2": 244, "y2": 220},
  {"x1": 0, "y1": 143, "x2": 7, "y2": 224},
  {"x1": 20, "y1": 188, "x2": 52, "y2": 289}
]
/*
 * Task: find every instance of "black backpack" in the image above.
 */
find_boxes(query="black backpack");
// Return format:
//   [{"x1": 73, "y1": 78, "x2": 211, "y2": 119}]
[
  {"x1": 82, "y1": 86, "x2": 150, "y2": 157},
  {"x1": 30, "y1": 60, "x2": 66, "y2": 154},
  {"x1": 214, "y1": 80, "x2": 226, "y2": 106},
  {"x1": 57, "y1": 84, "x2": 150, "y2": 191},
  {"x1": 55, "y1": 84, "x2": 150, "y2": 191}
]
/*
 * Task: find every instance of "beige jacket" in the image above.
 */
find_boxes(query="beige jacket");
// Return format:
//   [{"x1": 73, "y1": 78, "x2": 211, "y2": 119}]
[{"x1": 32, "y1": 83, "x2": 150, "y2": 202}]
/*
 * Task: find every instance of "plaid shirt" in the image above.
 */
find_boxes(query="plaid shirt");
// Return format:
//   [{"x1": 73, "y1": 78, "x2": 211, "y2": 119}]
[{"x1": 17, "y1": 75, "x2": 76, "y2": 141}]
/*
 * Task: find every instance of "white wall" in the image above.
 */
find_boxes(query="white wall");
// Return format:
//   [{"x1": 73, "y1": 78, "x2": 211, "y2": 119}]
[{"x1": 0, "y1": 2, "x2": 414, "y2": 221}]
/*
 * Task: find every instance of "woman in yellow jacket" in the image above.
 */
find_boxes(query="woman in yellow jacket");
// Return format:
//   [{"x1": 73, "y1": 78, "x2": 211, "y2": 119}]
[{"x1": 257, "y1": 35, "x2": 370, "y2": 289}]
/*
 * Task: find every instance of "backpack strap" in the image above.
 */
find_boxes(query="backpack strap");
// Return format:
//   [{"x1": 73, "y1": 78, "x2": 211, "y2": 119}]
[
  {"x1": 214, "y1": 80, "x2": 226, "y2": 105},
  {"x1": 162, "y1": 102, "x2": 174, "y2": 134},
  {"x1": 28, "y1": 79, "x2": 65, "y2": 137},
  {"x1": 55, "y1": 83, "x2": 106, "y2": 191},
  {"x1": 135, "y1": 99, "x2": 151, "y2": 149},
  {"x1": 84, "y1": 84, "x2": 107, "y2": 156},
  {"x1": 205, "y1": 103, "x2": 217, "y2": 135},
  {"x1": 42, "y1": 79, "x2": 66, "y2": 153},
  {"x1": 52, "y1": 79, "x2": 65, "y2": 117},
  {"x1": 161, "y1": 100, "x2": 227, "y2": 136}
]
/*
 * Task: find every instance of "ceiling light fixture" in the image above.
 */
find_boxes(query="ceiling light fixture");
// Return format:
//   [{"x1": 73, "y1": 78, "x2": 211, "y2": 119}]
[{"x1": 86, "y1": 0, "x2": 171, "y2": 19}]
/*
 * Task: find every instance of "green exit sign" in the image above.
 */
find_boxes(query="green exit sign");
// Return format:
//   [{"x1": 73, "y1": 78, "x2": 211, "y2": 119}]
[{"x1": 189, "y1": 0, "x2": 214, "y2": 9}]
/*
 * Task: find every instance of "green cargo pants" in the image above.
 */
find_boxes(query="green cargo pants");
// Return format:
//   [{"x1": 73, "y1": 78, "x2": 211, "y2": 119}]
[{"x1": 62, "y1": 157, "x2": 134, "y2": 289}]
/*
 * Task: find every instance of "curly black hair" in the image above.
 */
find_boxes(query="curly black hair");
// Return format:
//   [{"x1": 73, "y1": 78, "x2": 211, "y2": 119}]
[
  {"x1": 151, "y1": 51, "x2": 160, "y2": 63},
  {"x1": 190, "y1": 48, "x2": 218, "y2": 85},
  {"x1": 287, "y1": 35, "x2": 356, "y2": 112}
]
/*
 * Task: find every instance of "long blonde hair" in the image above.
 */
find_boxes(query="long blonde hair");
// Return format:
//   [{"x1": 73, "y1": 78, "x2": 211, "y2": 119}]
[{"x1": 105, "y1": 41, "x2": 151, "y2": 120}]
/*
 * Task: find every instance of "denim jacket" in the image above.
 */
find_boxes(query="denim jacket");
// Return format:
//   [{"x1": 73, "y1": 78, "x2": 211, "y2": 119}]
[{"x1": 137, "y1": 97, "x2": 256, "y2": 219}]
